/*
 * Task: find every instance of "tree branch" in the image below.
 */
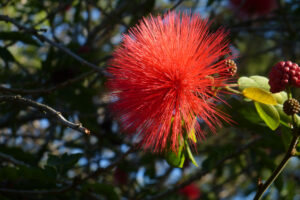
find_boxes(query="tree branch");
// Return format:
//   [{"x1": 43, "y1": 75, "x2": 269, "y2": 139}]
[
  {"x1": 0, "y1": 152, "x2": 30, "y2": 167},
  {"x1": 0, "y1": 15, "x2": 108, "y2": 76},
  {"x1": 0, "y1": 70, "x2": 95, "y2": 95},
  {"x1": 253, "y1": 134, "x2": 299, "y2": 200},
  {"x1": 0, "y1": 95, "x2": 90, "y2": 135},
  {"x1": 0, "y1": 184, "x2": 73, "y2": 195},
  {"x1": 82, "y1": 146, "x2": 136, "y2": 181},
  {"x1": 146, "y1": 137, "x2": 260, "y2": 200},
  {"x1": 0, "y1": 146, "x2": 135, "y2": 195}
]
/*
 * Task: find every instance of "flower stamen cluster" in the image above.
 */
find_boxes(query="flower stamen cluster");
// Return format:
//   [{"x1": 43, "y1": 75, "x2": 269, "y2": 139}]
[{"x1": 107, "y1": 12, "x2": 231, "y2": 152}]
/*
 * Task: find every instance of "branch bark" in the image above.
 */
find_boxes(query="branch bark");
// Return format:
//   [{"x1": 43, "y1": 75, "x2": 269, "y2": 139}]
[
  {"x1": 0, "y1": 15, "x2": 108, "y2": 76},
  {"x1": 253, "y1": 134, "x2": 299, "y2": 200},
  {"x1": 0, "y1": 152, "x2": 30, "y2": 167},
  {"x1": 0, "y1": 95, "x2": 90, "y2": 134},
  {"x1": 146, "y1": 137, "x2": 260, "y2": 200},
  {"x1": 0, "y1": 70, "x2": 95, "y2": 95}
]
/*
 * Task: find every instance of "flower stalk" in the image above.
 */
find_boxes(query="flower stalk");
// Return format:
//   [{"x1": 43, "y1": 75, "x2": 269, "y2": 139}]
[
  {"x1": 254, "y1": 88, "x2": 299, "y2": 200},
  {"x1": 254, "y1": 134, "x2": 299, "y2": 200}
]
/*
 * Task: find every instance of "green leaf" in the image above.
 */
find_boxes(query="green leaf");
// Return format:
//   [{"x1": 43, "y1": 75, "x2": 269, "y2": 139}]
[
  {"x1": 185, "y1": 140, "x2": 198, "y2": 167},
  {"x1": 248, "y1": 76, "x2": 270, "y2": 90},
  {"x1": 47, "y1": 153, "x2": 82, "y2": 174},
  {"x1": 238, "y1": 76, "x2": 270, "y2": 91},
  {"x1": 243, "y1": 87, "x2": 277, "y2": 105},
  {"x1": 82, "y1": 183, "x2": 119, "y2": 200},
  {"x1": 0, "y1": 146, "x2": 37, "y2": 166},
  {"x1": 0, "y1": 32, "x2": 40, "y2": 46},
  {"x1": 238, "y1": 77, "x2": 258, "y2": 91},
  {"x1": 238, "y1": 75, "x2": 288, "y2": 104},
  {"x1": 254, "y1": 102, "x2": 280, "y2": 130},
  {"x1": 165, "y1": 146, "x2": 185, "y2": 168},
  {"x1": 0, "y1": 166, "x2": 57, "y2": 188},
  {"x1": 273, "y1": 91, "x2": 288, "y2": 104},
  {"x1": 188, "y1": 126, "x2": 197, "y2": 143}
]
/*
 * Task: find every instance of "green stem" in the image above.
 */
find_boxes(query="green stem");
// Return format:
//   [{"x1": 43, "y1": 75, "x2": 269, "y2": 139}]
[
  {"x1": 287, "y1": 87, "x2": 292, "y2": 99},
  {"x1": 224, "y1": 86, "x2": 242, "y2": 95},
  {"x1": 253, "y1": 135, "x2": 299, "y2": 200},
  {"x1": 227, "y1": 83, "x2": 239, "y2": 87},
  {"x1": 254, "y1": 86, "x2": 299, "y2": 200}
]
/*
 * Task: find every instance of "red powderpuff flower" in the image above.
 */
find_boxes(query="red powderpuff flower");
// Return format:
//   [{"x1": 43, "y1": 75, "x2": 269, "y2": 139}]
[
  {"x1": 107, "y1": 11, "x2": 231, "y2": 152},
  {"x1": 230, "y1": 0, "x2": 277, "y2": 17},
  {"x1": 178, "y1": 184, "x2": 201, "y2": 200}
]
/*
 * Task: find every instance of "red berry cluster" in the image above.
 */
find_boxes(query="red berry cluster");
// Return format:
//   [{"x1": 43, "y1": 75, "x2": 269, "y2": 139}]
[{"x1": 268, "y1": 61, "x2": 300, "y2": 93}]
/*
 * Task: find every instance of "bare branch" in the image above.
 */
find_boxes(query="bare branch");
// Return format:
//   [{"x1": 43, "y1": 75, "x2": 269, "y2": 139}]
[
  {"x1": 0, "y1": 146, "x2": 135, "y2": 195},
  {"x1": 0, "y1": 70, "x2": 95, "y2": 95},
  {"x1": 146, "y1": 137, "x2": 260, "y2": 200},
  {"x1": 0, "y1": 95, "x2": 90, "y2": 135},
  {"x1": 0, "y1": 152, "x2": 30, "y2": 167},
  {"x1": 0, "y1": 15, "x2": 109, "y2": 76},
  {"x1": 170, "y1": 0, "x2": 184, "y2": 10},
  {"x1": 0, "y1": 184, "x2": 73, "y2": 195}
]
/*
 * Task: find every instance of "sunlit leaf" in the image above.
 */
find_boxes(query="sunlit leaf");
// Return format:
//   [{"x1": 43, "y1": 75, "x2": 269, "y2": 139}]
[
  {"x1": 254, "y1": 102, "x2": 280, "y2": 130},
  {"x1": 273, "y1": 91, "x2": 288, "y2": 104},
  {"x1": 238, "y1": 76, "x2": 258, "y2": 91},
  {"x1": 243, "y1": 87, "x2": 277, "y2": 105},
  {"x1": 248, "y1": 76, "x2": 270, "y2": 90},
  {"x1": 238, "y1": 76, "x2": 269, "y2": 90},
  {"x1": 185, "y1": 140, "x2": 198, "y2": 167},
  {"x1": 238, "y1": 76, "x2": 288, "y2": 105}
]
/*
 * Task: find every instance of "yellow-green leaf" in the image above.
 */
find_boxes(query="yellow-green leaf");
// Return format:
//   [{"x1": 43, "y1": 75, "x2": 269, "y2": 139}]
[
  {"x1": 185, "y1": 140, "x2": 198, "y2": 167},
  {"x1": 254, "y1": 102, "x2": 280, "y2": 130},
  {"x1": 165, "y1": 146, "x2": 185, "y2": 168},
  {"x1": 188, "y1": 128, "x2": 197, "y2": 143},
  {"x1": 243, "y1": 87, "x2": 277, "y2": 105},
  {"x1": 272, "y1": 91, "x2": 288, "y2": 104}
]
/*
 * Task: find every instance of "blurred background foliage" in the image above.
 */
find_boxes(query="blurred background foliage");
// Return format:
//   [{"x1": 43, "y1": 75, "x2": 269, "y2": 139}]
[{"x1": 0, "y1": 0, "x2": 300, "y2": 199}]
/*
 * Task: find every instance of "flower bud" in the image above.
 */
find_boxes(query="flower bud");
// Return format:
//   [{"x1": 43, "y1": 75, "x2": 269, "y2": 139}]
[
  {"x1": 283, "y1": 98, "x2": 300, "y2": 115},
  {"x1": 225, "y1": 59, "x2": 237, "y2": 76}
]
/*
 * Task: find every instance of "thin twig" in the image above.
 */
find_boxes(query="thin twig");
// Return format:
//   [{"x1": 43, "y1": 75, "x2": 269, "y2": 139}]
[
  {"x1": 170, "y1": 0, "x2": 184, "y2": 10},
  {"x1": 253, "y1": 134, "x2": 299, "y2": 200},
  {"x1": 0, "y1": 152, "x2": 30, "y2": 167},
  {"x1": 0, "y1": 146, "x2": 135, "y2": 195},
  {"x1": 224, "y1": 86, "x2": 242, "y2": 95},
  {"x1": 146, "y1": 137, "x2": 260, "y2": 200},
  {"x1": 254, "y1": 87, "x2": 299, "y2": 199},
  {"x1": 82, "y1": 146, "x2": 135, "y2": 181},
  {"x1": 0, "y1": 95, "x2": 90, "y2": 135},
  {"x1": 0, "y1": 15, "x2": 108, "y2": 76},
  {"x1": 0, "y1": 70, "x2": 95, "y2": 95},
  {"x1": 0, "y1": 184, "x2": 73, "y2": 195}
]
